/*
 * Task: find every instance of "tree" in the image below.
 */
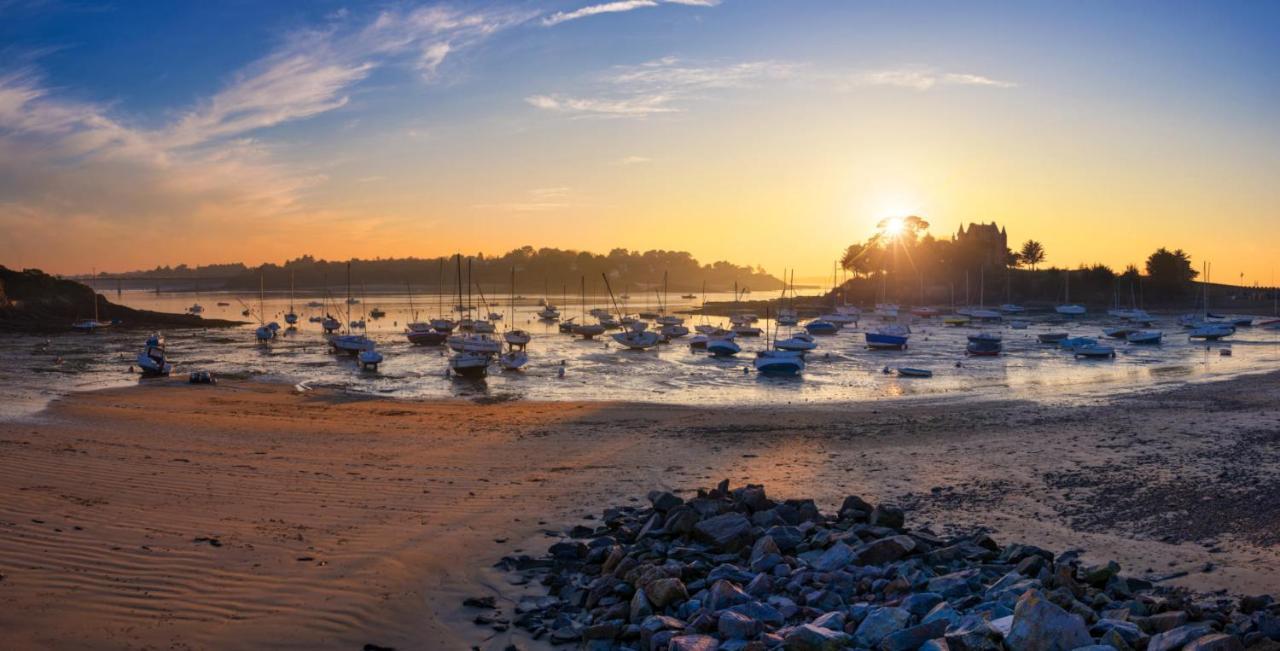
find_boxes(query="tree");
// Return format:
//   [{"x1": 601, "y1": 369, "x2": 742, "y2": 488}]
[
  {"x1": 1145, "y1": 247, "x2": 1198, "y2": 299},
  {"x1": 1019, "y1": 240, "x2": 1045, "y2": 270}
]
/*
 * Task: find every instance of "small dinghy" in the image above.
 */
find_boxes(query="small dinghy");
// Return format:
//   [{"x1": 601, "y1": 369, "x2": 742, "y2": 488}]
[
  {"x1": 1126, "y1": 330, "x2": 1163, "y2": 344},
  {"x1": 1074, "y1": 344, "x2": 1116, "y2": 359},
  {"x1": 659, "y1": 324, "x2": 690, "y2": 340},
  {"x1": 499, "y1": 349, "x2": 528, "y2": 371},
  {"x1": 1103, "y1": 326, "x2": 1137, "y2": 339},
  {"x1": 1058, "y1": 336, "x2": 1098, "y2": 351},
  {"x1": 504, "y1": 329, "x2": 532, "y2": 347},
  {"x1": 1038, "y1": 332, "x2": 1069, "y2": 344},
  {"x1": 965, "y1": 332, "x2": 1003, "y2": 356},
  {"x1": 358, "y1": 347, "x2": 384, "y2": 371},
  {"x1": 896, "y1": 367, "x2": 933, "y2": 378}
]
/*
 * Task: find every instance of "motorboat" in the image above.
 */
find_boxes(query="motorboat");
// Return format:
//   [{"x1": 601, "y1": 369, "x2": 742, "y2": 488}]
[
  {"x1": 965, "y1": 332, "x2": 1003, "y2": 356},
  {"x1": 1188, "y1": 324, "x2": 1234, "y2": 340},
  {"x1": 136, "y1": 334, "x2": 172, "y2": 377},
  {"x1": 804, "y1": 319, "x2": 839, "y2": 336},
  {"x1": 1126, "y1": 330, "x2": 1163, "y2": 344},
  {"x1": 896, "y1": 367, "x2": 933, "y2": 378},
  {"x1": 447, "y1": 333, "x2": 502, "y2": 354},
  {"x1": 504, "y1": 329, "x2": 532, "y2": 347},
  {"x1": 774, "y1": 332, "x2": 817, "y2": 352},
  {"x1": 707, "y1": 338, "x2": 741, "y2": 357},
  {"x1": 449, "y1": 351, "x2": 490, "y2": 378},
  {"x1": 660, "y1": 324, "x2": 690, "y2": 339},
  {"x1": 613, "y1": 328, "x2": 661, "y2": 350},
  {"x1": 754, "y1": 350, "x2": 804, "y2": 375},
  {"x1": 598, "y1": 315, "x2": 621, "y2": 330},
  {"x1": 1103, "y1": 326, "x2": 1138, "y2": 339},
  {"x1": 406, "y1": 322, "x2": 447, "y2": 345},
  {"x1": 866, "y1": 324, "x2": 910, "y2": 350},
  {"x1": 572, "y1": 323, "x2": 606, "y2": 339}
]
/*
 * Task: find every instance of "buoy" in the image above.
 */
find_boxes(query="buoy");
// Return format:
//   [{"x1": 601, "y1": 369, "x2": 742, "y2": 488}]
[
  {"x1": 743, "y1": 367, "x2": 749, "y2": 374},
  {"x1": 557, "y1": 367, "x2": 566, "y2": 378}
]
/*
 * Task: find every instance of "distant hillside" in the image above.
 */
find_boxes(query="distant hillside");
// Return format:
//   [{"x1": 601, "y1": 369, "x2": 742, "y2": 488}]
[
  {"x1": 105, "y1": 247, "x2": 784, "y2": 294},
  {"x1": 0, "y1": 267, "x2": 241, "y2": 331}
]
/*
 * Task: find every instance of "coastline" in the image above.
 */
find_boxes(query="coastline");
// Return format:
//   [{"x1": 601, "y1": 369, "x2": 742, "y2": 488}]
[{"x1": 1, "y1": 374, "x2": 1279, "y2": 649}]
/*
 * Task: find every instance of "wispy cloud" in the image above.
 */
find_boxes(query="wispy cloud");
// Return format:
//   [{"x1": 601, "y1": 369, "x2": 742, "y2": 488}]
[
  {"x1": 542, "y1": 0, "x2": 719, "y2": 27},
  {"x1": 0, "y1": 6, "x2": 534, "y2": 263},
  {"x1": 473, "y1": 187, "x2": 576, "y2": 212},
  {"x1": 837, "y1": 68, "x2": 1017, "y2": 91},
  {"x1": 527, "y1": 57, "x2": 1014, "y2": 118},
  {"x1": 614, "y1": 155, "x2": 651, "y2": 165}
]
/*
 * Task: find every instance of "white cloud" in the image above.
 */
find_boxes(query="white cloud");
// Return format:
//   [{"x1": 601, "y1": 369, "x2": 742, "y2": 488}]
[
  {"x1": 525, "y1": 92, "x2": 678, "y2": 117},
  {"x1": 527, "y1": 57, "x2": 1014, "y2": 118},
  {"x1": 542, "y1": 0, "x2": 719, "y2": 27}
]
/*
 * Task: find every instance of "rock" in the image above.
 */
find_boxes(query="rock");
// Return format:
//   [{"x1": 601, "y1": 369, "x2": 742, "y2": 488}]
[
  {"x1": 783, "y1": 623, "x2": 852, "y2": 651},
  {"x1": 648, "y1": 577, "x2": 690, "y2": 608},
  {"x1": 631, "y1": 588, "x2": 654, "y2": 622},
  {"x1": 666, "y1": 506, "x2": 701, "y2": 535},
  {"x1": 1148, "y1": 623, "x2": 1217, "y2": 651},
  {"x1": 869, "y1": 504, "x2": 906, "y2": 529},
  {"x1": 695, "y1": 513, "x2": 754, "y2": 552},
  {"x1": 1083, "y1": 561, "x2": 1120, "y2": 588},
  {"x1": 1091, "y1": 618, "x2": 1146, "y2": 648},
  {"x1": 853, "y1": 535, "x2": 917, "y2": 565},
  {"x1": 1143, "y1": 611, "x2": 1189, "y2": 634},
  {"x1": 670, "y1": 634, "x2": 721, "y2": 651},
  {"x1": 708, "y1": 580, "x2": 751, "y2": 610},
  {"x1": 901, "y1": 592, "x2": 944, "y2": 617},
  {"x1": 718, "y1": 611, "x2": 759, "y2": 640},
  {"x1": 810, "y1": 611, "x2": 845, "y2": 631},
  {"x1": 879, "y1": 619, "x2": 949, "y2": 651},
  {"x1": 1182, "y1": 633, "x2": 1244, "y2": 651},
  {"x1": 839, "y1": 495, "x2": 873, "y2": 520},
  {"x1": 945, "y1": 615, "x2": 1004, "y2": 651},
  {"x1": 853, "y1": 607, "x2": 911, "y2": 647},
  {"x1": 1005, "y1": 589, "x2": 1092, "y2": 651},
  {"x1": 811, "y1": 541, "x2": 857, "y2": 572},
  {"x1": 463, "y1": 596, "x2": 496, "y2": 608},
  {"x1": 649, "y1": 491, "x2": 685, "y2": 512}
]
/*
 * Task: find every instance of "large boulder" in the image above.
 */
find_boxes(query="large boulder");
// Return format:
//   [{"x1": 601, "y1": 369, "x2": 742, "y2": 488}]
[
  {"x1": 695, "y1": 513, "x2": 754, "y2": 552},
  {"x1": 1148, "y1": 623, "x2": 1217, "y2": 651},
  {"x1": 811, "y1": 541, "x2": 857, "y2": 572},
  {"x1": 669, "y1": 634, "x2": 720, "y2": 651},
  {"x1": 1005, "y1": 589, "x2": 1092, "y2": 651},
  {"x1": 853, "y1": 535, "x2": 918, "y2": 565},
  {"x1": 1182, "y1": 633, "x2": 1244, "y2": 651},
  {"x1": 783, "y1": 623, "x2": 851, "y2": 651},
  {"x1": 853, "y1": 607, "x2": 911, "y2": 647},
  {"x1": 647, "y1": 577, "x2": 690, "y2": 609}
]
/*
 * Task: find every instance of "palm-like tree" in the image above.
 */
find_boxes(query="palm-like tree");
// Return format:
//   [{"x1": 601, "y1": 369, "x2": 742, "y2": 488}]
[{"x1": 1019, "y1": 240, "x2": 1046, "y2": 270}]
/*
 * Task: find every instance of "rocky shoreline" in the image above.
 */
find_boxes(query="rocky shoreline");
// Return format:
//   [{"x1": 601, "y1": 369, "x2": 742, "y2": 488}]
[{"x1": 474, "y1": 482, "x2": 1279, "y2": 650}]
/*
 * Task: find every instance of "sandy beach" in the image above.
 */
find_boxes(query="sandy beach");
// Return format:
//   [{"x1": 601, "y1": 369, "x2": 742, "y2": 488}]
[{"x1": 2, "y1": 373, "x2": 1279, "y2": 649}]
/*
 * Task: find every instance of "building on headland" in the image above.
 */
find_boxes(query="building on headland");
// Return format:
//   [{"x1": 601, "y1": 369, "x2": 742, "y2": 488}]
[{"x1": 953, "y1": 222, "x2": 1010, "y2": 269}]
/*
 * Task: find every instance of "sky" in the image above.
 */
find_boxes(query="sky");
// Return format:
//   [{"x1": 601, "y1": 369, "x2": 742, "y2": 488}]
[{"x1": 1, "y1": 0, "x2": 1278, "y2": 284}]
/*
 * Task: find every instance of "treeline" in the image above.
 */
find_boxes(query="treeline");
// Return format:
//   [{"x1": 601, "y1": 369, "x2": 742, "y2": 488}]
[
  {"x1": 214, "y1": 247, "x2": 782, "y2": 294},
  {"x1": 837, "y1": 216, "x2": 1239, "y2": 307}
]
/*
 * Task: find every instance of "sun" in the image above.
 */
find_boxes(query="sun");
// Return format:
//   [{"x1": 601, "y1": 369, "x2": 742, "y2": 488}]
[{"x1": 882, "y1": 216, "x2": 906, "y2": 238}]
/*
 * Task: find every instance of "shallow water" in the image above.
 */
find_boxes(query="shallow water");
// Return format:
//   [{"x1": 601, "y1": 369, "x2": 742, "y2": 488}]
[{"x1": 2, "y1": 289, "x2": 1277, "y2": 420}]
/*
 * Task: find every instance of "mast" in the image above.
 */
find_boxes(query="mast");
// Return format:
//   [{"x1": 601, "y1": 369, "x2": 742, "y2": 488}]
[
  {"x1": 580, "y1": 276, "x2": 587, "y2": 321},
  {"x1": 455, "y1": 254, "x2": 463, "y2": 319},
  {"x1": 289, "y1": 270, "x2": 295, "y2": 314},
  {"x1": 345, "y1": 262, "x2": 352, "y2": 334},
  {"x1": 259, "y1": 272, "x2": 266, "y2": 326},
  {"x1": 467, "y1": 257, "x2": 473, "y2": 320},
  {"x1": 438, "y1": 259, "x2": 445, "y2": 320},
  {"x1": 509, "y1": 267, "x2": 516, "y2": 330}
]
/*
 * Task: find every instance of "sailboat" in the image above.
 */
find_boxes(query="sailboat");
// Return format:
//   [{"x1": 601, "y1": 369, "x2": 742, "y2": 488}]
[
  {"x1": 729, "y1": 282, "x2": 763, "y2": 336},
  {"x1": 72, "y1": 290, "x2": 105, "y2": 332},
  {"x1": 136, "y1": 333, "x2": 172, "y2": 377},
  {"x1": 284, "y1": 271, "x2": 298, "y2": 325},
  {"x1": 330, "y1": 263, "x2": 375, "y2": 355},
  {"x1": 254, "y1": 274, "x2": 276, "y2": 342},
  {"x1": 536, "y1": 279, "x2": 561, "y2": 320},
  {"x1": 571, "y1": 277, "x2": 605, "y2": 339},
  {"x1": 446, "y1": 256, "x2": 502, "y2": 354},
  {"x1": 1186, "y1": 262, "x2": 1234, "y2": 340},
  {"x1": 504, "y1": 268, "x2": 532, "y2": 348},
  {"x1": 754, "y1": 308, "x2": 804, "y2": 375},
  {"x1": 776, "y1": 270, "x2": 799, "y2": 326},
  {"x1": 1055, "y1": 269, "x2": 1086, "y2": 315},
  {"x1": 607, "y1": 274, "x2": 661, "y2": 350},
  {"x1": 405, "y1": 280, "x2": 447, "y2": 346}
]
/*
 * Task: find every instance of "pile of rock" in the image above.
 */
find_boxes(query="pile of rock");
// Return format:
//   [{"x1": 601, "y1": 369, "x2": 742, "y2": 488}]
[{"x1": 475, "y1": 481, "x2": 1280, "y2": 650}]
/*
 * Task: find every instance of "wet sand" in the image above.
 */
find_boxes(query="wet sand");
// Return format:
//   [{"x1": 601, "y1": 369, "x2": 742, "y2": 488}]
[{"x1": 1, "y1": 373, "x2": 1279, "y2": 649}]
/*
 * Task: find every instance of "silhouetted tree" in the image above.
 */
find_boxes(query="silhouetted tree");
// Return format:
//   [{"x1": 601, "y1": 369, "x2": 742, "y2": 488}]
[
  {"x1": 1145, "y1": 248, "x2": 1198, "y2": 299},
  {"x1": 1019, "y1": 240, "x2": 1045, "y2": 270}
]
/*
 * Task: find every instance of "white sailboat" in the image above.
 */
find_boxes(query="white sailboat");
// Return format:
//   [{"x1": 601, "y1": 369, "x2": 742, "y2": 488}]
[
  {"x1": 284, "y1": 271, "x2": 298, "y2": 325},
  {"x1": 1056, "y1": 269, "x2": 1086, "y2": 315},
  {"x1": 571, "y1": 277, "x2": 605, "y2": 339}
]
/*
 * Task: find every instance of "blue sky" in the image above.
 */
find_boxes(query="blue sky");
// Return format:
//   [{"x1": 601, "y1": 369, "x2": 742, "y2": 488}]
[{"x1": 2, "y1": 1, "x2": 1278, "y2": 279}]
